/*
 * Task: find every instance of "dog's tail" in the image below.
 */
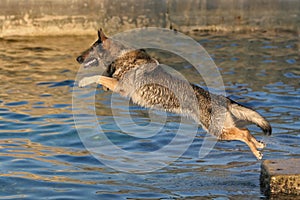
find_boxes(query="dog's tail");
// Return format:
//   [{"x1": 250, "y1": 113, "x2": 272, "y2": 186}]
[{"x1": 229, "y1": 101, "x2": 272, "y2": 135}]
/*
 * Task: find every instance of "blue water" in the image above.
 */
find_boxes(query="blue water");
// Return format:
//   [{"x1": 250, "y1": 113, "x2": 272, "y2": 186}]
[{"x1": 0, "y1": 33, "x2": 299, "y2": 199}]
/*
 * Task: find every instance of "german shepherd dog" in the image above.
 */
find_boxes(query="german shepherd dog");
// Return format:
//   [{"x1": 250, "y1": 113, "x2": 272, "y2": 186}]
[{"x1": 76, "y1": 29, "x2": 272, "y2": 159}]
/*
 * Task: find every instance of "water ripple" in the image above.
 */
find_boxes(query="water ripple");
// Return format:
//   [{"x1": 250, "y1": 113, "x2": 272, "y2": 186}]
[{"x1": 0, "y1": 33, "x2": 299, "y2": 199}]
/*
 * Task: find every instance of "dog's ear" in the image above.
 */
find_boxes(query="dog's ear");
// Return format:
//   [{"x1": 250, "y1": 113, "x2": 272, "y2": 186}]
[{"x1": 98, "y1": 28, "x2": 108, "y2": 42}]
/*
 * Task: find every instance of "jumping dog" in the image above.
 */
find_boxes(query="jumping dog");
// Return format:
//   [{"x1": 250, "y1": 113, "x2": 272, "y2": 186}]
[{"x1": 76, "y1": 29, "x2": 271, "y2": 159}]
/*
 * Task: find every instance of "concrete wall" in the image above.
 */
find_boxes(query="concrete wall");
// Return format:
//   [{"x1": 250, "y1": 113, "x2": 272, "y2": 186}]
[{"x1": 0, "y1": 0, "x2": 299, "y2": 37}]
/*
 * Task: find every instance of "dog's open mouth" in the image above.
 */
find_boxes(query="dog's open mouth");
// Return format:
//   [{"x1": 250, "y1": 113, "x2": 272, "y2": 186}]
[{"x1": 83, "y1": 58, "x2": 99, "y2": 68}]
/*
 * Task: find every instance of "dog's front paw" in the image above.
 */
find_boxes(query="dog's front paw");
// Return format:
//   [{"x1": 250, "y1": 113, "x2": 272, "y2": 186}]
[
  {"x1": 78, "y1": 75, "x2": 101, "y2": 87},
  {"x1": 78, "y1": 77, "x2": 90, "y2": 88}
]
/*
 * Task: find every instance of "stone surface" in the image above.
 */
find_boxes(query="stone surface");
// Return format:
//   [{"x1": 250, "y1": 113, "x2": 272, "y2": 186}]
[
  {"x1": 260, "y1": 158, "x2": 300, "y2": 196},
  {"x1": 0, "y1": 0, "x2": 299, "y2": 37}
]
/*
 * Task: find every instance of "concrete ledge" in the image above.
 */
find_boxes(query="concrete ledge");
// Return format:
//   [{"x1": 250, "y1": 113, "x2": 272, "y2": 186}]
[
  {"x1": 260, "y1": 158, "x2": 300, "y2": 197},
  {"x1": 1, "y1": 0, "x2": 299, "y2": 37}
]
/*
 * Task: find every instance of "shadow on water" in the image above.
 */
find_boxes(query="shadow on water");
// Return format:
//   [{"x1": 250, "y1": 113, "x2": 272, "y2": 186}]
[{"x1": 0, "y1": 32, "x2": 299, "y2": 199}]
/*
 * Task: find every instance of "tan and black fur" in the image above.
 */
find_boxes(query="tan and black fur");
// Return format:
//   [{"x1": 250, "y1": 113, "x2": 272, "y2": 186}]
[{"x1": 77, "y1": 29, "x2": 272, "y2": 159}]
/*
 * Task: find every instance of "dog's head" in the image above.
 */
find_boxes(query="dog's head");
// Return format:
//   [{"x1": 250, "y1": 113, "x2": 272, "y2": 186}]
[
  {"x1": 76, "y1": 29, "x2": 127, "y2": 71},
  {"x1": 77, "y1": 29, "x2": 158, "y2": 80}
]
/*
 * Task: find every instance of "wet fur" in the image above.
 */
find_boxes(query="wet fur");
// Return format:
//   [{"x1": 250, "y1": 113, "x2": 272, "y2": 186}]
[{"x1": 77, "y1": 29, "x2": 272, "y2": 159}]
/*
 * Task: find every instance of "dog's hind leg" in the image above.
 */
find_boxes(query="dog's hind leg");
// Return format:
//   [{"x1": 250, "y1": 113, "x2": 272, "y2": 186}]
[{"x1": 219, "y1": 127, "x2": 263, "y2": 160}]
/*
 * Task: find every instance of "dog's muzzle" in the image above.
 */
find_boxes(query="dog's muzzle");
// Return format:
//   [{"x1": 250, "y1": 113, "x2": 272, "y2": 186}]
[{"x1": 76, "y1": 56, "x2": 99, "y2": 68}]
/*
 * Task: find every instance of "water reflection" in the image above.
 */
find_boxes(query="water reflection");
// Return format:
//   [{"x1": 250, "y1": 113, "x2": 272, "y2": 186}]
[{"x1": 0, "y1": 33, "x2": 299, "y2": 199}]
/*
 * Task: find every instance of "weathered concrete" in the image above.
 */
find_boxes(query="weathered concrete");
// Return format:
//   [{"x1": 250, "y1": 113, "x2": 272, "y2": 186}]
[
  {"x1": 0, "y1": 0, "x2": 299, "y2": 37},
  {"x1": 260, "y1": 158, "x2": 300, "y2": 197}
]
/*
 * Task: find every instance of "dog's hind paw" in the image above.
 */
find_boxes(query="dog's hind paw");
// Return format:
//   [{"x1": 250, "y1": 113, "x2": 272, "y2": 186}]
[
  {"x1": 255, "y1": 151, "x2": 263, "y2": 160},
  {"x1": 251, "y1": 138, "x2": 266, "y2": 149},
  {"x1": 78, "y1": 75, "x2": 101, "y2": 87},
  {"x1": 256, "y1": 140, "x2": 266, "y2": 149}
]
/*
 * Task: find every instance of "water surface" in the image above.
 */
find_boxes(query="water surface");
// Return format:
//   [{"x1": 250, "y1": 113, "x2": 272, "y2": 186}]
[{"x1": 0, "y1": 32, "x2": 299, "y2": 199}]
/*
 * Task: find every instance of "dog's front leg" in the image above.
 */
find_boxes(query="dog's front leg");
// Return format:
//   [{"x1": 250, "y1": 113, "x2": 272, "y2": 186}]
[
  {"x1": 98, "y1": 76, "x2": 119, "y2": 92},
  {"x1": 79, "y1": 75, "x2": 101, "y2": 87},
  {"x1": 79, "y1": 75, "x2": 118, "y2": 92}
]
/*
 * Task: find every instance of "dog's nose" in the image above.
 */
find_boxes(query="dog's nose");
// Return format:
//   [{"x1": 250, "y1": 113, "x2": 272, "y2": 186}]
[{"x1": 76, "y1": 56, "x2": 84, "y2": 64}]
